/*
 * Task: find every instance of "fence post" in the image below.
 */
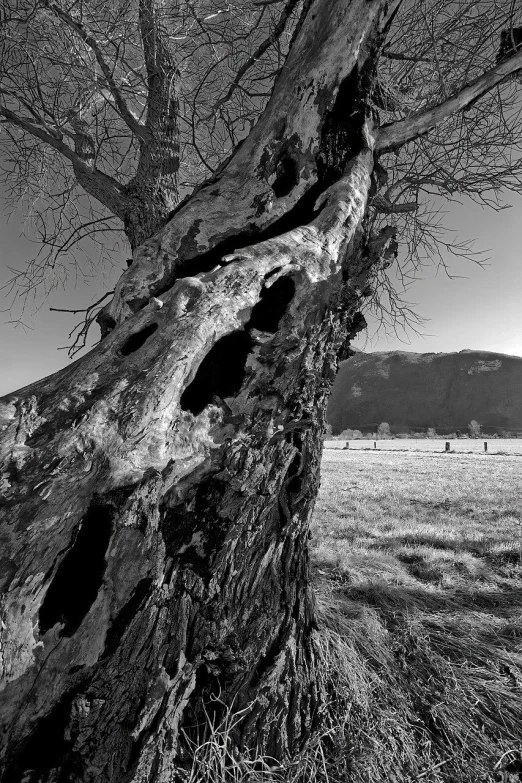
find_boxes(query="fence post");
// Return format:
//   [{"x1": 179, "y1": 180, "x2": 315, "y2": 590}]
[
  {"x1": 484, "y1": 441, "x2": 487, "y2": 453},
  {"x1": 445, "y1": 442, "x2": 450, "y2": 452}
]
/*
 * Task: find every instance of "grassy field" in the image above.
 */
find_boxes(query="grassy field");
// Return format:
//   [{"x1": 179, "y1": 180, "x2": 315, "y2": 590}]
[
  {"x1": 311, "y1": 449, "x2": 522, "y2": 782},
  {"x1": 324, "y1": 438, "x2": 522, "y2": 455}
]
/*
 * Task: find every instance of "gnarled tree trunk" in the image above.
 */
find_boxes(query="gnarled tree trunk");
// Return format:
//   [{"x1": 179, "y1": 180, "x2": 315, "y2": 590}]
[{"x1": 0, "y1": 2, "x2": 398, "y2": 780}]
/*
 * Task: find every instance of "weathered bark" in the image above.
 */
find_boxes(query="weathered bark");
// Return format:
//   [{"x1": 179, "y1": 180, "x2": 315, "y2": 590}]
[
  {"x1": 0, "y1": 1, "x2": 398, "y2": 780},
  {"x1": 120, "y1": 181, "x2": 179, "y2": 252},
  {"x1": 97, "y1": 0, "x2": 395, "y2": 333},
  {"x1": 119, "y1": 0, "x2": 181, "y2": 251}
]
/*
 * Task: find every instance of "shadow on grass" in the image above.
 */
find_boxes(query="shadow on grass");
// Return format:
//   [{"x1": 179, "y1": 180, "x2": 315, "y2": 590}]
[
  {"x1": 313, "y1": 569, "x2": 522, "y2": 782},
  {"x1": 363, "y1": 530, "x2": 522, "y2": 561},
  {"x1": 338, "y1": 578, "x2": 522, "y2": 621},
  {"x1": 312, "y1": 452, "x2": 522, "y2": 781},
  {"x1": 407, "y1": 498, "x2": 522, "y2": 523}
]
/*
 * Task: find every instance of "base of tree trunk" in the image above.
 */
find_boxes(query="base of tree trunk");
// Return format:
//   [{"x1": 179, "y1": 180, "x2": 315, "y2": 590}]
[{"x1": 0, "y1": 260, "x2": 367, "y2": 781}]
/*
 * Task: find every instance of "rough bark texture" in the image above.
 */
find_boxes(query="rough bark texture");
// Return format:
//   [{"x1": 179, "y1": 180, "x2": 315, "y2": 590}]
[
  {"x1": 119, "y1": 0, "x2": 181, "y2": 251},
  {"x1": 0, "y1": 1, "x2": 399, "y2": 780}
]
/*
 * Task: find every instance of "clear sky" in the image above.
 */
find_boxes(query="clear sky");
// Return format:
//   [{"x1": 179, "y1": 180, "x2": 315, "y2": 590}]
[
  {"x1": 1, "y1": 187, "x2": 521, "y2": 397},
  {"x1": 354, "y1": 193, "x2": 522, "y2": 358}
]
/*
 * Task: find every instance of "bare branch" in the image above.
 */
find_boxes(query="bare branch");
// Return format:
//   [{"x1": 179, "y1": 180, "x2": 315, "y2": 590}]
[
  {"x1": 131, "y1": 0, "x2": 180, "y2": 195},
  {"x1": 207, "y1": 0, "x2": 301, "y2": 117},
  {"x1": 0, "y1": 103, "x2": 125, "y2": 214},
  {"x1": 43, "y1": 0, "x2": 147, "y2": 140},
  {"x1": 377, "y1": 48, "x2": 522, "y2": 151},
  {"x1": 139, "y1": 0, "x2": 179, "y2": 132},
  {"x1": 49, "y1": 291, "x2": 113, "y2": 315},
  {"x1": 51, "y1": 291, "x2": 115, "y2": 356},
  {"x1": 372, "y1": 194, "x2": 418, "y2": 214},
  {"x1": 2, "y1": 0, "x2": 522, "y2": 352},
  {"x1": 0, "y1": 104, "x2": 83, "y2": 168}
]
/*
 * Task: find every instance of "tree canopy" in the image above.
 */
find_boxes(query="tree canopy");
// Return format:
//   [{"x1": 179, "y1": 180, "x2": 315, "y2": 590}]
[
  {"x1": 1, "y1": 0, "x2": 522, "y2": 346},
  {"x1": 0, "y1": 0, "x2": 302, "y2": 329}
]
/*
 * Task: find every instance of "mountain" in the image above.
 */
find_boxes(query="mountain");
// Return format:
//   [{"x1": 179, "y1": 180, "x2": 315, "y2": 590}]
[{"x1": 327, "y1": 349, "x2": 522, "y2": 434}]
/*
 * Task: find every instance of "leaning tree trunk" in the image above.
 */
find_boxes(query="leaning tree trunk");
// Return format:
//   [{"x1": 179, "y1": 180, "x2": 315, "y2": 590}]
[{"x1": 0, "y1": 1, "x2": 398, "y2": 780}]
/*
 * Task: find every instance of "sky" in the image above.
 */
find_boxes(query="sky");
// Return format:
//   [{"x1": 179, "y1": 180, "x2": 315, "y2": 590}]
[
  {"x1": 354, "y1": 193, "x2": 522, "y2": 358},
  {"x1": 1, "y1": 188, "x2": 521, "y2": 398}
]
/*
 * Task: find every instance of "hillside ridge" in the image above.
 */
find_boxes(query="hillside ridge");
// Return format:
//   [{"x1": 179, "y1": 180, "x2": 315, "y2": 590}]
[{"x1": 327, "y1": 349, "x2": 522, "y2": 433}]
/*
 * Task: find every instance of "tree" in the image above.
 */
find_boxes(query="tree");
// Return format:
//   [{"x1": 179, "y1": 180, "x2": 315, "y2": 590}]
[
  {"x1": 2, "y1": 1, "x2": 522, "y2": 780},
  {"x1": 468, "y1": 419, "x2": 481, "y2": 438},
  {"x1": 377, "y1": 422, "x2": 391, "y2": 439}
]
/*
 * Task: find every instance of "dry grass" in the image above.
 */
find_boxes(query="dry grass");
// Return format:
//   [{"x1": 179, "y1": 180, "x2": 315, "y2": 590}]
[
  {"x1": 178, "y1": 698, "x2": 338, "y2": 782},
  {"x1": 312, "y1": 450, "x2": 522, "y2": 782},
  {"x1": 177, "y1": 450, "x2": 522, "y2": 781},
  {"x1": 324, "y1": 439, "x2": 522, "y2": 456}
]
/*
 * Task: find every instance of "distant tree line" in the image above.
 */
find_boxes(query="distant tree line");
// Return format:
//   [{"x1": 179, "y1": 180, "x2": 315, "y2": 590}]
[{"x1": 325, "y1": 421, "x2": 522, "y2": 440}]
